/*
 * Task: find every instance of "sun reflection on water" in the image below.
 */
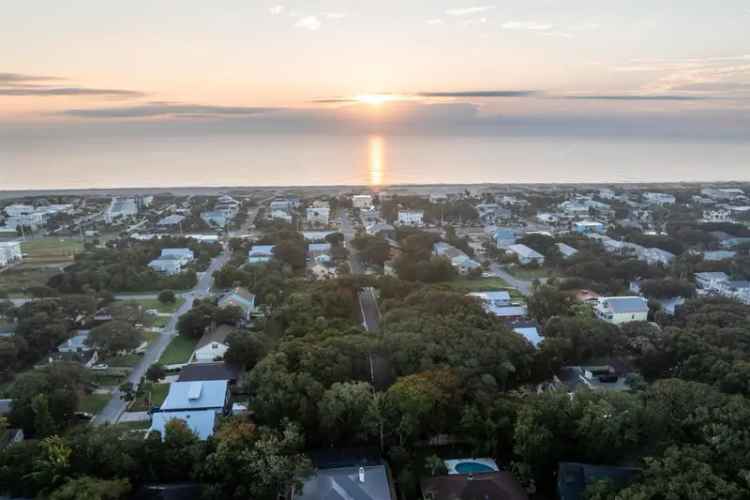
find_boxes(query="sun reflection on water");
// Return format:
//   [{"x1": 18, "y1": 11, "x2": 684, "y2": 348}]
[{"x1": 368, "y1": 136, "x2": 384, "y2": 186}]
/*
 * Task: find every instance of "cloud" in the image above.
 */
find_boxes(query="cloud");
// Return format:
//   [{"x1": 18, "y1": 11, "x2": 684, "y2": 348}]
[
  {"x1": 0, "y1": 72, "x2": 61, "y2": 83},
  {"x1": 0, "y1": 87, "x2": 145, "y2": 97},
  {"x1": 426, "y1": 18, "x2": 443, "y2": 25},
  {"x1": 295, "y1": 16, "x2": 321, "y2": 30},
  {"x1": 269, "y1": 5, "x2": 284, "y2": 15},
  {"x1": 325, "y1": 12, "x2": 346, "y2": 19},
  {"x1": 564, "y1": 94, "x2": 712, "y2": 101},
  {"x1": 501, "y1": 21, "x2": 552, "y2": 31},
  {"x1": 417, "y1": 90, "x2": 537, "y2": 98},
  {"x1": 60, "y1": 102, "x2": 282, "y2": 118},
  {"x1": 445, "y1": 6, "x2": 494, "y2": 16}
]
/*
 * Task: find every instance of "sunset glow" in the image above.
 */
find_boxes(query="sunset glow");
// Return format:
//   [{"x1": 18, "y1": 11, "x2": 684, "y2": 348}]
[{"x1": 368, "y1": 136, "x2": 385, "y2": 186}]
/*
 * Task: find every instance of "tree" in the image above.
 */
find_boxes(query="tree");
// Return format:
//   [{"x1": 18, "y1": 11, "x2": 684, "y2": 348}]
[
  {"x1": 27, "y1": 436, "x2": 72, "y2": 495},
  {"x1": 87, "y1": 320, "x2": 143, "y2": 355},
  {"x1": 527, "y1": 284, "x2": 575, "y2": 323},
  {"x1": 273, "y1": 240, "x2": 307, "y2": 272},
  {"x1": 200, "y1": 420, "x2": 313, "y2": 500},
  {"x1": 318, "y1": 382, "x2": 374, "y2": 444},
  {"x1": 49, "y1": 477, "x2": 131, "y2": 500},
  {"x1": 224, "y1": 330, "x2": 266, "y2": 369},
  {"x1": 32, "y1": 394, "x2": 56, "y2": 438},
  {"x1": 145, "y1": 363, "x2": 166, "y2": 383},
  {"x1": 158, "y1": 290, "x2": 177, "y2": 304}
]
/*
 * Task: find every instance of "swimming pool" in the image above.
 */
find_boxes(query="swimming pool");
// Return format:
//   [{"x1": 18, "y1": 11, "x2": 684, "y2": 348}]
[{"x1": 454, "y1": 462, "x2": 497, "y2": 474}]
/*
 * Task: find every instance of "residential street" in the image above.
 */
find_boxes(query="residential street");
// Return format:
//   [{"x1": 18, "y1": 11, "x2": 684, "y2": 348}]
[
  {"x1": 92, "y1": 248, "x2": 230, "y2": 425},
  {"x1": 488, "y1": 263, "x2": 544, "y2": 297}
]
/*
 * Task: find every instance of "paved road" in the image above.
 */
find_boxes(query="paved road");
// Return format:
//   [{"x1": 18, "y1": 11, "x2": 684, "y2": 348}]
[
  {"x1": 93, "y1": 248, "x2": 230, "y2": 425},
  {"x1": 338, "y1": 210, "x2": 364, "y2": 274},
  {"x1": 358, "y1": 287, "x2": 381, "y2": 332},
  {"x1": 488, "y1": 263, "x2": 545, "y2": 297}
]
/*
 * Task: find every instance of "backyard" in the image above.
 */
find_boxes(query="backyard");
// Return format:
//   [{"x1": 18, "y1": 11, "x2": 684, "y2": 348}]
[
  {"x1": 78, "y1": 392, "x2": 111, "y2": 415},
  {"x1": 129, "y1": 382, "x2": 170, "y2": 412},
  {"x1": 118, "y1": 297, "x2": 185, "y2": 315},
  {"x1": 443, "y1": 277, "x2": 525, "y2": 302}
]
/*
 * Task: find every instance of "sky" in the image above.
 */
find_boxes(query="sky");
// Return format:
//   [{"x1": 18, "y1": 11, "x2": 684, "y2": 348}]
[{"x1": 1, "y1": 1, "x2": 749, "y2": 188}]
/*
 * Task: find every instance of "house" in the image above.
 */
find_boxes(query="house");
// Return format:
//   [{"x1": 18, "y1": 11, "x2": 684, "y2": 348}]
[
  {"x1": 58, "y1": 331, "x2": 93, "y2": 353},
  {"x1": 397, "y1": 210, "x2": 424, "y2": 226},
  {"x1": 105, "y1": 197, "x2": 138, "y2": 223},
  {"x1": 0, "y1": 241, "x2": 22, "y2": 267},
  {"x1": 594, "y1": 296, "x2": 649, "y2": 324},
  {"x1": 303, "y1": 230, "x2": 338, "y2": 241},
  {"x1": 270, "y1": 199, "x2": 292, "y2": 212},
  {"x1": 421, "y1": 471, "x2": 528, "y2": 500},
  {"x1": 149, "y1": 380, "x2": 230, "y2": 440},
  {"x1": 557, "y1": 462, "x2": 640, "y2": 500},
  {"x1": 308, "y1": 243, "x2": 333, "y2": 265},
  {"x1": 574, "y1": 221, "x2": 605, "y2": 234},
  {"x1": 556, "y1": 243, "x2": 578, "y2": 258},
  {"x1": 476, "y1": 203, "x2": 510, "y2": 224},
  {"x1": 159, "y1": 380, "x2": 230, "y2": 413},
  {"x1": 469, "y1": 292, "x2": 528, "y2": 320},
  {"x1": 703, "y1": 250, "x2": 736, "y2": 261},
  {"x1": 536, "y1": 212, "x2": 559, "y2": 224},
  {"x1": 642, "y1": 192, "x2": 676, "y2": 205},
  {"x1": 149, "y1": 248, "x2": 194, "y2": 275},
  {"x1": 506, "y1": 244, "x2": 545, "y2": 265},
  {"x1": 201, "y1": 210, "x2": 228, "y2": 227},
  {"x1": 217, "y1": 287, "x2": 255, "y2": 321},
  {"x1": 433, "y1": 242, "x2": 480, "y2": 274},
  {"x1": 702, "y1": 209, "x2": 733, "y2": 223},
  {"x1": 492, "y1": 228, "x2": 517, "y2": 249},
  {"x1": 512, "y1": 322, "x2": 543, "y2": 348},
  {"x1": 192, "y1": 325, "x2": 234, "y2": 363},
  {"x1": 701, "y1": 187, "x2": 746, "y2": 200},
  {"x1": 694, "y1": 271, "x2": 730, "y2": 291},
  {"x1": 352, "y1": 194, "x2": 374, "y2": 209},
  {"x1": 295, "y1": 465, "x2": 395, "y2": 500},
  {"x1": 555, "y1": 365, "x2": 633, "y2": 392},
  {"x1": 271, "y1": 210, "x2": 293, "y2": 223},
  {"x1": 366, "y1": 223, "x2": 395, "y2": 237},
  {"x1": 177, "y1": 362, "x2": 240, "y2": 384},
  {"x1": 157, "y1": 214, "x2": 185, "y2": 227},
  {"x1": 638, "y1": 247, "x2": 674, "y2": 266},
  {"x1": 429, "y1": 192, "x2": 449, "y2": 203},
  {"x1": 306, "y1": 207, "x2": 331, "y2": 226},
  {"x1": 248, "y1": 245, "x2": 275, "y2": 264}
]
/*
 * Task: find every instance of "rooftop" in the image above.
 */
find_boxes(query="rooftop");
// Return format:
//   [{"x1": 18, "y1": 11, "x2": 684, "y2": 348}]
[
  {"x1": 160, "y1": 380, "x2": 228, "y2": 411},
  {"x1": 295, "y1": 465, "x2": 393, "y2": 500},
  {"x1": 421, "y1": 471, "x2": 528, "y2": 500},
  {"x1": 149, "y1": 410, "x2": 216, "y2": 440}
]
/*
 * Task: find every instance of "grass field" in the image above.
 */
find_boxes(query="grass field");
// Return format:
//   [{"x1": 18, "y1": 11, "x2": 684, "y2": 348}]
[
  {"x1": 120, "y1": 297, "x2": 185, "y2": 315},
  {"x1": 129, "y1": 383, "x2": 170, "y2": 411},
  {"x1": 21, "y1": 238, "x2": 83, "y2": 264},
  {"x1": 505, "y1": 265, "x2": 552, "y2": 281},
  {"x1": 78, "y1": 392, "x2": 111, "y2": 414},
  {"x1": 158, "y1": 335, "x2": 196, "y2": 365},
  {"x1": 104, "y1": 353, "x2": 142, "y2": 367}
]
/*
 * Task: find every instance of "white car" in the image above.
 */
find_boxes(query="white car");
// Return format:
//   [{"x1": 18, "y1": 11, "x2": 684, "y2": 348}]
[{"x1": 91, "y1": 364, "x2": 109, "y2": 371}]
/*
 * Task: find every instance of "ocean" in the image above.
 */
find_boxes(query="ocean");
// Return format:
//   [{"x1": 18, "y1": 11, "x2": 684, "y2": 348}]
[{"x1": 2, "y1": 133, "x2": 749, "y2": 190}]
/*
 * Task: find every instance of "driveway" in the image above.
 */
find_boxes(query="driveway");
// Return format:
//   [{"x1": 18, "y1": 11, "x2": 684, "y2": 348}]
[
  {"x1": 92, "y1": 249, "x2": 229, "y2": 425},
  {"x1": 488, "y1": 263, "x2": 546, "y2": 297}
]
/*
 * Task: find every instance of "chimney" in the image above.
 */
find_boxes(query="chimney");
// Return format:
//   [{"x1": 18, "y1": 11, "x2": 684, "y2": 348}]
[{"x1": 358, "y1": 467, "x2": 365, "y2": 483}]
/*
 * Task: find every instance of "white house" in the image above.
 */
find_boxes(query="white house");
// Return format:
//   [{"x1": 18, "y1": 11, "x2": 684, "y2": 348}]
[
  {"x1": 0, "y1": 241, "x2": 22, "y2": 267},
  {"x1": 352, "y1": 194, "x2": 373, "y2": 209},
  {"x1": 105, "y1": 197, "x2": 138, "y2": 223},
  {"x1": 248, "y1": 245, "x2": 275, "y2": 264},
  {"x1": 433, "y1": 242, "x2": 480, "y2": 274},
  {"x1": 506, "y1": 244, "x2": 545, "y2": 265},
  {"x1": 493, "y1": 228, "x2": 517, "y2": 249},
  {"x1": 271, "y1": 210, "x2": 293, "y2": 224},
  {"x1": 574, "y1": 221, "x2": 605, "y2": 234},
  {"x1": 192, "y1": 325, "x2": 233, "y2": 363},
  {"x1": 201, "y1": 210, "x2": 228, "y2": 227},
  {"x1": 149, "y1": 380, "x2": 230, "y2": 440},
  {"x1": 702, "y1": 209, "x2": 733, "y2": 223},
  {"x1": 595, "y1": 296, "x2": 649, "y2": 324},
  {"x1": 397, "y1": 210, "x2": 424, "y2": 226},
  {"x1": 306, "y1": 207, "x2": 330, "y2": 226},
  {"x1": 642, "y1": 192, "x2": 676, "y2": 205},
  {"x1": 148, "y1": 248, "x2": 194, "y2": 275}
]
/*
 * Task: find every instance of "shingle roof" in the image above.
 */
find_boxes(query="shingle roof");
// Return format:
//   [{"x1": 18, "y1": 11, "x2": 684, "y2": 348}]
[
  {"x1": 295, "y1": 465, "x2": 393, "y2": 500},
  {"x1": 177, "y1": 362, "x2": 240, "y2": 383}
]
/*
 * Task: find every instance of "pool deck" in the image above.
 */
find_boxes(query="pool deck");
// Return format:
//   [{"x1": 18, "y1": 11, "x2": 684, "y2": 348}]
[{"x1": 444, "y1": 458, "x2": 500, "y2": 475}]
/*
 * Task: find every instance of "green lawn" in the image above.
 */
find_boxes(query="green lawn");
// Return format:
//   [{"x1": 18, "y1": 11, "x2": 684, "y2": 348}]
[
  {"x1": 104, "y1": 353, "x2": 142, "y2": 367},
  {"x1": 120, "y1": 297, "x2": 185, "y2": 314},
  {"x1": 90, "y1": 373, "x2": 128, "y2": 388},
  {"x1": 78, "y1": 392, "x2": 111, "y2": 414},
  {"x1": 130, "y1": 382, "x2": 170, "y2": 411},
  {"x1": 21, "y1": 238, "x2": 83, "y2": 263},
  {"x1": 158, "y1": 335, "x2": 196, "y2": 365},
  {"x1": 505, "y1": 265, "x2": 552, "y2": 281}
]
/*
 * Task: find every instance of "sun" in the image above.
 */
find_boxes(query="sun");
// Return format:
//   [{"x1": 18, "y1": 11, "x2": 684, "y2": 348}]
[{"x1": 355, "y1": 94, "x2": 397, "y2": 106}]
